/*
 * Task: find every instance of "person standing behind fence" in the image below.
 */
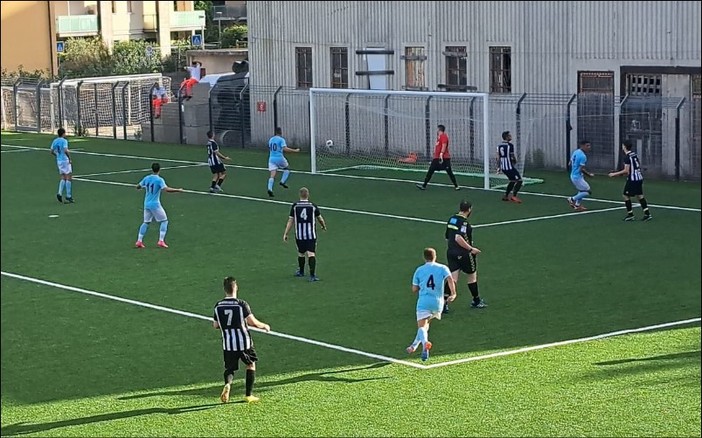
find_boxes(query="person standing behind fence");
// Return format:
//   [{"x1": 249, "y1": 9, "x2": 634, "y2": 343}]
[
  {"x1": 50, "y1": 128, "x2": 74, "y2": 204},
  {"x1": 181, "y1": 61, "x2": 202, "y2": 100},
  {"x1": 151, "y1": 82, "x2": 169, "y2": 118}
]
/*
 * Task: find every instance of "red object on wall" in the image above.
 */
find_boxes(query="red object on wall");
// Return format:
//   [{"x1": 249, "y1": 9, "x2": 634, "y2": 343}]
[{"x1": 256, "y1": 101, "x2": 266, "y2": 112}]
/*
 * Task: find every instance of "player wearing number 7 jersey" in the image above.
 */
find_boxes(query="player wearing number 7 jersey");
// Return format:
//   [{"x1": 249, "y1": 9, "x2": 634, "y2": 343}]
[
  {"x1": 134, "y1": 162, "x2": 183, "y2": 249},
  {"x1": 406, "y1": 248, "x2": 456, "y2": 362}
]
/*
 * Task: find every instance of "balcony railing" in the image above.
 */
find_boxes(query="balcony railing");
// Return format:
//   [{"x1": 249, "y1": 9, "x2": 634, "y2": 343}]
[
  {"x1": 212, "y1": 4, "x2": 247, "y2": 22},
  {"x1": 56, "y1": 15, "x2": 99, "y2": 36},
  {"x1": 170, "y1": 10, "x2": 206, "y2": 31}
]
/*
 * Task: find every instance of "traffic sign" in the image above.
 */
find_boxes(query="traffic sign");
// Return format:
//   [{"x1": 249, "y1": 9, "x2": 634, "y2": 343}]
[
  {"x1": 145, "y1": 46, "x2": 154, "y2": 58},
  {"x1": 57, "y1": 41, "x2": 65, "y2": 53},
  {"x1": 191, "y1": 34, "x2": 202, "y2": 47}
]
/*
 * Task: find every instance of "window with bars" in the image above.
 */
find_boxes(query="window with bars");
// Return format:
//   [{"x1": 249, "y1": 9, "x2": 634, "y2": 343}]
[
  {"x1": 296, "y1": 47, "x2": 313, "y2": 89},
  {"x1": 444, "y1": 46, "x2": 467, "y2": 88},
  {"x1": 330, "y1": 47, "x2": 348, "y2": 89},
  {"x1": 403, "y1": 47, "x2": 426, "y2": 90},
  {"x1": 489, "y1": 46, "x2": 511, "y2": 93},
  {"x1": 578, "y1": 71, "x2": 614, "y2": 93},
  {"x1": 625, "y1": 74, "x2": 662, "y2": 96}
]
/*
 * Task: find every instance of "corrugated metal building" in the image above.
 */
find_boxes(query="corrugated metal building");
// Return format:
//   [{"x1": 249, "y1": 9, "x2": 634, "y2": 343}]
[{"x1": 245, "y1": 1, "x2": 701, "y2": 179}]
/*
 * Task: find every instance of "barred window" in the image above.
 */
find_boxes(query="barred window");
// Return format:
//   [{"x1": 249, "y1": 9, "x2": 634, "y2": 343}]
[
  {"x1": 296, "y1": 47, "x2": 313, "y2": 89},
  {"x1": 489, "y1": 46, "x2": 511, "y2": 93},
  {"x1": 330, "y1": 47, "x2": 348, "y2": 89},
  {"x1": 444, "y1": 46, "x2": 467, "y2": 88}
]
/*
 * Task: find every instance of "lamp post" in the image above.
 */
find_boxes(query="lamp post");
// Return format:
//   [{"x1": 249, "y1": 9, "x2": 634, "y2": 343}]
[{"x1": 216, "y1": 11, "x2": 223, "y2": 47}]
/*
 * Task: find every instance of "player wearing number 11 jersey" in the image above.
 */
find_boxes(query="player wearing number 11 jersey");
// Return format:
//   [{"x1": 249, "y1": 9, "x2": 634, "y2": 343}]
[
  {"x1": 134, "y1": 163, "x2": 183, "y2": 248},
  {"x1": 406, "y1": 248, "x2": 456, "y2": 362}
]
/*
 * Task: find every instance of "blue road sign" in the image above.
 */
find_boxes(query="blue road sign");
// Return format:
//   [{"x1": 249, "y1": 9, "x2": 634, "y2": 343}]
[
  {"x1": 57, "y1": 41, "x2": 65, "y2": 53},
  {"x1": 191, "y1": 34, "x2": 202, "y2": 47},
  {"x1": 145, "y1": 46, "x2": 154, "y2": 58}
]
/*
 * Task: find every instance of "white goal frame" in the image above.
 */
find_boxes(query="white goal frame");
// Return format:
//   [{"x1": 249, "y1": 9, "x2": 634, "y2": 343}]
[{"x1": 309, "y1": 88, "x2": 492, "y2": 190}]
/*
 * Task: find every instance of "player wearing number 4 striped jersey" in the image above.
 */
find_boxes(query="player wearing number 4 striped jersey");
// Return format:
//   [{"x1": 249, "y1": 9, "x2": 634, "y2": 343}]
[
  {"x1": 134, "y1": 163, "x2": 183, "y2": 248},
  {"x1": 283, "y1": 187, "x2": 327, "y2": 281},
  {"x1": 608, "y1": 141, "x2": 652, "y2": 221},
  {"x1": 213, "y1": 276, "x2": 271, "y2": 403},
  {"x1": 406, "y1": 248, "x2": 457, "y2": 362}
]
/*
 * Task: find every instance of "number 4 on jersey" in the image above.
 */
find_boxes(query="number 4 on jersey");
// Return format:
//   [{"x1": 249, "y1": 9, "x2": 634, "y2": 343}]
[{"x1": 426, "y1": 275, "x2": 435, "y2": 289}]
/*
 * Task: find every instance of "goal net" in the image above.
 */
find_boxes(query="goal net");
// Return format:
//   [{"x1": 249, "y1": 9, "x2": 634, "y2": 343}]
[{"x1": 309, "y1": 88, "x2": 543, "y2": 190}]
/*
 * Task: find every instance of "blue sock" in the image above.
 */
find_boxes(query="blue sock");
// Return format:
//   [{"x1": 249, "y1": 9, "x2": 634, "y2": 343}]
[
  {"x1": 137, "y1": 223, "x2": 149, "y2": 242},
  {"x1": 573, "y1": 191, "x2": 589, "y2": 203},
  {"x1": 267, "y1": 177, "x2": 274, "y2": 191},
  {"x1": 58, "y1": 180, "x2": 65, "y2": 196},
  {"x1": 65, "y1": 181, "x2": 72, "y2": 198},
  {"x1": 159, "y1": 220, "x2": 168, "y2": 241},
  {"x1": 281, "y1": 169, "x2": 290, "y2": 184}
]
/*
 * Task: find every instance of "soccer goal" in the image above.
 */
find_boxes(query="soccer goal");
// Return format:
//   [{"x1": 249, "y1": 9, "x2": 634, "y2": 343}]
[{"x1": 309, "y1": 88, "x2": 543, "y2": 190}]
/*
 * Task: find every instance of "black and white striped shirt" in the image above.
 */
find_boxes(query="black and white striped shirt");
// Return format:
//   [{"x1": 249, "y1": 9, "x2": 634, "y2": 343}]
[
  {"x1": 207, "y1": 139, "x2": 222, "y2": 167},
  {"x1": 213, "y1": 298, "x2": 253, "y2": 351},
  {"x1": 289, "y1": 200, "x2": 321, "y2": 241},
  {"x1": 625, "y1": 151, "x2": 644, "y2": 181},
  {"x1": 497, "y1": 142, "x2": 516, "y2": 171}
]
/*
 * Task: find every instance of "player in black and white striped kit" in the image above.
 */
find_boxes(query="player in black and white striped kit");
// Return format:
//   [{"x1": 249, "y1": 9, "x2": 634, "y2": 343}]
[
  {"x1": 496, "y1": 131, "x2": 523, "y2": 203},
  {"x1": 283, "y1": 187, "x2": 327, "y2": 282},
  {"x1": 213, "y1": 276, "x2": 270, "y2": 404},
  {"x1": 206, "y1": 131, "x2": 230, "y2": 193},
  {"x1": 608, "y1": 140, "x2": 652, "y2": 221}
]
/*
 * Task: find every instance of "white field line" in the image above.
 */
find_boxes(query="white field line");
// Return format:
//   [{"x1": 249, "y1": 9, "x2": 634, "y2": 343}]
[
  {"x1": 1, "y1": 143, "x2": 699, "y2": 213},
  {"x1": 3, "y1": 270, "x2": 699, "y2": 370},
  {"x1": 75, "y1": 163, "x2": 207, "y2": 178},
  {"x1": 423, "y1": 317, "x2": 702, "y2": 369},
  {"x1": 0, "y1": 271, "x2": 426, "y2": 369},
  {"x1": 74, "y1": 176, "x2": 619, "y2": 228},
  {"x1": 1, "y1": 148, "x2": 34, "y2": 153}
]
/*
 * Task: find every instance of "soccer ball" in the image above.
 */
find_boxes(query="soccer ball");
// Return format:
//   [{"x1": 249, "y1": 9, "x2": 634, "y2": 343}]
[{"x1": 325, "y1": 139, "x2": 334, "y2": 148}]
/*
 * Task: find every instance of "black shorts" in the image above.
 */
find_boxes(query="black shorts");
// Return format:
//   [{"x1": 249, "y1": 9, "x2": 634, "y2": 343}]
[
  {"x1": 624, "y1": 180, "x2": 643, "y2": 197},
  {"x1": 429, "y1": 158, "x2": 452, "y2": 172},
  {"x1": 502, "y1": 168, "x2": 522, "y2": 181},
  {"x1": 296, "y1": 239, "x2": 317, "y2": 254},
  {"x1": 447, "y1": 250, "x2": 476, "y2": 274},
  {"x1": 223, "y1": 348, "x2": 258, "y2": 371},
  {"x1": 210, "y1": 163, "x2": 226, "y2": 174}
]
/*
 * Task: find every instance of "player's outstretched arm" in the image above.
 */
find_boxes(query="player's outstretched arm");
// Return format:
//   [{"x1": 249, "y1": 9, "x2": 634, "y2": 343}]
[
  {"x1": 608, "y1": 164, "x2": 629, "y2": 178},
  {"x1": 165, "y1": 186, "x2": 184, "y2": 193},
  {"x1": 135, "y1": 184, "x2": 143, "y2": 190},
  {"x1": 216, "y1": 151, "x2": 230, "y2": 161},
  {"x1": 246, "y1": 314, "x2": 270, "y2": 332},
  {"x1": 283, "y1": 146, "x2": 300, "y2": 153}
]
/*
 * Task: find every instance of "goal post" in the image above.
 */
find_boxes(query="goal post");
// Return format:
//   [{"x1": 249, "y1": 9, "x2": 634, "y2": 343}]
[{"x1": 309, "y1": 88, "x2": 542, "y2": 190}]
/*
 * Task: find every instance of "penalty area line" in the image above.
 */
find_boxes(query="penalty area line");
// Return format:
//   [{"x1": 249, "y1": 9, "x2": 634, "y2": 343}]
[{"x1": 0, "y1": 271, "x2": 427, "y2": 369}]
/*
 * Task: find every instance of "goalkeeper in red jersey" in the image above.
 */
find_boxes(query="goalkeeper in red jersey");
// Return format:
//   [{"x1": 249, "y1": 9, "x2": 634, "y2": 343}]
[{"x1": 416, "y1": 124, "x2": 460, "y2": 191}]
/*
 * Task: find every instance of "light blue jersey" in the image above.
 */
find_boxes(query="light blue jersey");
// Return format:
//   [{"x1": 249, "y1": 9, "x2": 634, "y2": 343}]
[
  {"x1": 51, "y1": 137, "x2": 69, "y2": 162},
  {"x1": 268, "y1": 135, "x2": 287, "y2": 160},
  {"x1": 570, "y1": 149, "x2": 587, "y2": 179},
  {"x1": 139, "y1": 174, "x2": 166, "y2": 209},
  {"x1": 413, "y1": 262, "x2": 452, "y2": 313}
]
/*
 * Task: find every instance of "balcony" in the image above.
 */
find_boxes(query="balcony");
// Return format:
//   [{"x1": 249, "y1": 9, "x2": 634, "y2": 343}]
[
  {"x1": 170, "y1": 10, "x2": 206, "y2": 31},
  {"x1": 56, "y1": 15, "x2": 99, "y2": 36},
  {"x1": 212, "y1": 4, "x2": 247, "y2": 23},
  {"x1": 143, "y1": 14, "x2": 157, "y2": 32}
]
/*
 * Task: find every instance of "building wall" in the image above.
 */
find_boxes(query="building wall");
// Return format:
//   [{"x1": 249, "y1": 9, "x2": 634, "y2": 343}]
[{"x1": 0, "y1": 1, "x2": 56, "y2": 76}]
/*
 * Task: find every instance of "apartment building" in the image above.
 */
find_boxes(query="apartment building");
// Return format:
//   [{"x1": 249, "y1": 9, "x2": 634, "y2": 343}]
[{"x1": 1, "y1": 1, "x2": 206, "y2": 76}]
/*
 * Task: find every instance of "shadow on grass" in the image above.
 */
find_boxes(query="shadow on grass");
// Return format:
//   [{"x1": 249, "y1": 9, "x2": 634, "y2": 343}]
[
  {"x1": 595, "y1": 350, "x2": 701, "y2": 366},
  {"x1": 584, "y1": 349, "x2": 701, "y2": 385},
  {"x1": 0, "y1": 403, "x2": 221, "y2": 436},
  {"x1": 118, "y1": 362, "x2": 391, "y2": 401}
]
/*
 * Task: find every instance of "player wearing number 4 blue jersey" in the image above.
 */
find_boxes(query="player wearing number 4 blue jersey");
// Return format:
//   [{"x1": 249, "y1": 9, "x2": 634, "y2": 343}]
[
  {"x1": 267, "y1": 127, "x2": 300, "y2": 197},
  {"x1": 406, "y1": 248, "x2": 457, "y2": 362},
  {"x1": 134, "y1": 163, "x2": 183, "y2": 249}
]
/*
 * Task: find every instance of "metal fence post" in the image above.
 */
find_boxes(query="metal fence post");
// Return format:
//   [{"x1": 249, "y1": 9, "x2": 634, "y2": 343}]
[
  {"x1": 76, "y1": 80, "x2": 84, "y2": 136},
  {"x1": 469, "y1": 97, "x2": 475, "y2": 163},
  {"x1": 93, "y1": 82, "x2": 99, "y2": 136},
  {"x1": 425, "y1": 95, "x2": 434, "y2": 159},
  {"x1": 57, "y1": 78, "x2": 66, "y2": 129},
  {"x1": 384, "y1": 94, "x2": 391, "y2": 158},
  {"x1": 272, "y1": 86, "x2": 282, "y2": 133},
  {"x1": 675, "y1": 97, "x2": 685, "y2": 181},
  {"x1": 121, "y1": 83, "x2": 128, "y2": 139},
  {"x1": 178, "y1": 83, "x2": 185, "y2": 144},
  {"x1": 515, "y1": 93, "x2": 527, "y2": 163},
  {"x1": 36, "y1": 80, "x2": 45, "y2": 133},
  {"x1": 111, "y1": 82, "x2": 120, "y2": 139},
  {"x1": 565, "y1": 94, "x2": 577, "y2": 169},
  {"x1": 208, "y1": 82, "x2": 215, "y2": 135},
  {"x1": 13, "y1": 78, "x2": 21, "y2": 132},
  {"x1": 238, "y1": 83, "x2": 248, "y2": 148},
  {"x1": 149, "y1": 82, "x2": 157, "y2": 142},
  {"x1": 345, "y1": 92, "x2": 351, "y2": 156}
]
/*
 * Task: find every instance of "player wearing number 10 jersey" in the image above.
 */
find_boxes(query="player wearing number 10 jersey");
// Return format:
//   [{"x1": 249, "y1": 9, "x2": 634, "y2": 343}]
[
  {"x1": 283, "y1": 187, "x2": 327, "y2": 282},
  {"x1": 406, "y1": 248, "x2": 456, "y2": 362},
  {"x1": 134, "y1": 163, "x2": 183, "y2": 249}
]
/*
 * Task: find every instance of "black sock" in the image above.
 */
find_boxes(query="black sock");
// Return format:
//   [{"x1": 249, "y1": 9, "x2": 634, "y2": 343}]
[
  {"x1": 245, "y1": 369, "x2": 255, "y2": 396},
  {"x1": 223, "y1": 369, "x2": 234, "y2": 385},
  {"x1": 513, "y1": 180, "x2": 523, "y2": 195},
  {"x1": 309, "y1": 256, "x2": 316, "y2": 276},
  {"x1": 217, "y1": 178, "x2": 224, "y2": 187},
  {"x1": 468, "y1": 282, "x2": 480, "y2": 302},
  {"x1": 211, "y1": 181, "x2": 217, "y2": 189},
  {"x1": 640, "y1": 198, "x2": 649, "y2": 215},
  {"x1": 625, "y1": 199, "x2": 633, "y2": 214},
  {"x1": 446, "y1": 167, "x2": 458, "y2": 187},
  {"x1": 505, "y1": 182, "x2": 516, "y2": 196},
  {"x1": 298, "y1": 256, "x2": 305, "y2": 274}
]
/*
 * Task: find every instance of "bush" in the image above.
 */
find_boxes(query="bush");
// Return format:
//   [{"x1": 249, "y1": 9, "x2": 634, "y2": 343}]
[
  {"x1": 112, "y1": 40, "x2": 162, "y2": 75},
  {"x1": 1, "y1": 66, "x2": 49, "y2": 83},
  {"x1": 221, "y1": 25, "x2": 248, "y2": 49},
  {"x1": 58, "y1": 37, "x2": 113, "y2": 78},
  {"x1": 161, "y1": 40, "x2": 193, "y2": 72}
]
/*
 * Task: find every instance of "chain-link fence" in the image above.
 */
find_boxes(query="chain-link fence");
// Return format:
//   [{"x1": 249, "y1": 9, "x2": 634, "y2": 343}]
[{"x1": 2, "y1": 78, "x2": 699, "y2": 181}]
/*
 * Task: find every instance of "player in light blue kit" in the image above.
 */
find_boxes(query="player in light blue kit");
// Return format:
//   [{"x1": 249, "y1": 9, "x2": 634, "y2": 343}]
[
  {"x1": 566, "y1": 140, "x2": 595, "y2": 211},
  {"x1": 135, "y1": 163, "x2": 183, "y2": 249},
  {"x1": 267, "y1": 127, "x2": 300, "y2": 197},
  {"x1": 50, "y1": 128, "x2": 74, "y2": 203},
  {"x1": 406, "y1": 247, "x2": 457, "y2": 361}
]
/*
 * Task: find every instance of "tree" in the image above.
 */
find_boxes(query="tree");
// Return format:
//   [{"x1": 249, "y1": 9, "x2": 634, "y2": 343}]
[
  {"x1": 58, "y1": 37, "x2": 113, "y2": 78},
  {"x1": 194, "y1": 0, "x2": 219, "y2": 43},
  {"x1": 221, "y1": 25, "x2": 248, "y2": 49},
  {"x1": 112, "y1": 40, "x2": 162, "y2": 75}
]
